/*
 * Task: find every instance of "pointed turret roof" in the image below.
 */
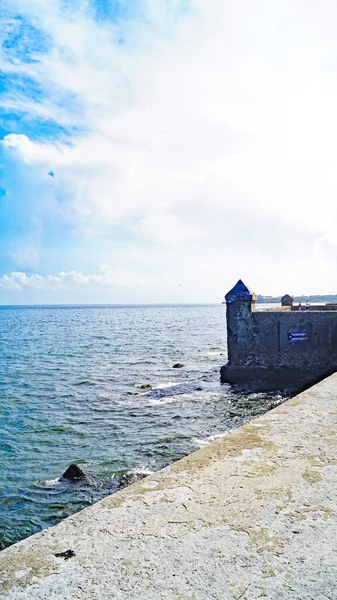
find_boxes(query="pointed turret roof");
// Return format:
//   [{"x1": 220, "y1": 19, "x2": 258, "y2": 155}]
[{"x1": 225, "y1": 280, "x2": 254, "y2": 302}]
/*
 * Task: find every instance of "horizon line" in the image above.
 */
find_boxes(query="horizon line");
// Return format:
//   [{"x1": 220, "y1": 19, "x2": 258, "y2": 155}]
[{"x1": 0, "y1": 302, "x2": 224, "y2": 307}]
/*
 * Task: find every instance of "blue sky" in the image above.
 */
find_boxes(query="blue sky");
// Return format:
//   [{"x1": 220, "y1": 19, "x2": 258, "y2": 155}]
[{"x1": 1, "y1": 0, "x2": 337, "y2": 303}]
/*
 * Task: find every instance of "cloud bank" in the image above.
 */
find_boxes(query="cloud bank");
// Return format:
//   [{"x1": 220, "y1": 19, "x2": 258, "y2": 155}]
[
  {"x1": 0, "y1": 266, "x2": 172, "y2": 291},
  {"x1": 1, "y1": 0, "x2": 337, "y2": 302}
]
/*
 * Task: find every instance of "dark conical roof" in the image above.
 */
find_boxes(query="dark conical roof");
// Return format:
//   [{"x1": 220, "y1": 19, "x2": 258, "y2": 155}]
[
  {"x1": 225, "y1": 280, "x2": 253, "y2": 302},
  {"x1": 281, "y1": 294, "x2": 293, "y2": 306}
]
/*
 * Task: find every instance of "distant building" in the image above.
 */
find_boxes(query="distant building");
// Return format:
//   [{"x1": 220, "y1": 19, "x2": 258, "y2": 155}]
[{"x1": 257, "y1": 295, "x2": 276, "y2": 303}]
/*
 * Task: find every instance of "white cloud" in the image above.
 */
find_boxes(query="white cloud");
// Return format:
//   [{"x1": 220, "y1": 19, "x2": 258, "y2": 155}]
[
  {"x1": 2, "y1": 0, "x2": 337, "y2": 297},
  {"x1": 0, "y1": 265, "x2": 175, "y2": 292}
]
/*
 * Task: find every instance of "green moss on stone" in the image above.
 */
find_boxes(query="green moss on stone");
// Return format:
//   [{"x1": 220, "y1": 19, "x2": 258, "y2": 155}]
[
  {"x1": 261, "y1": 564, "x2": 276, "y2": 578},
  {"x1": 317, "y1": 505, "x2": 333, "y2": 520},
  {"x1": 231, "y1": 526, "x2": 282, "y2": 554},
  {"x1": 171, "y1": 425, "x2": 278, "y2": 475},
  {"x1": 103, "y1": 495, "x2": 125, "y2": 509},
  {"x1": 304, "y1": 453, "x2": 337, "y2": 467},
  {"x1": 0, "y1": 546, "x2": 60, "y2": 595},
  {"x1": 302, "y1": 470, "x2": 322, "y2": 483}
]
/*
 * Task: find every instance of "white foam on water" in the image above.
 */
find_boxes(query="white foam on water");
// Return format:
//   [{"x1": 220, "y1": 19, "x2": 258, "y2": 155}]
[
  {"x1": 151, "y1": 381, "x2": 181, "y2": 390},
  {"x1": 111, "y1": 467, "x2": 154, "y2": 481},
  {"x1": 192, "y1": 432, "x2": 229, "y2": 447},
  {"x1": 128, "y1": 467, "x2": 154, "y2": 476},
  {"x1": 147, "y1": 393, "x2": 197, "y2": 406},
  {"x1": 44, "y1": 478, "x2": 60, "y2": 486}
]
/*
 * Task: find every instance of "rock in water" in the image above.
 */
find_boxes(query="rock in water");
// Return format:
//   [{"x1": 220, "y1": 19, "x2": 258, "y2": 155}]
[
  {"x1": 0, "y1": 539, "x2": 6, "y2": 551},
  {"x1": 61, "y1": 464, "x2": 87, "y2": 481},
  {"x1": 172, "y1": 363, "x2": 184, "y2": 369},
  {"x1": 119, "y1": 472, "x2": 147, "y2": 489}
]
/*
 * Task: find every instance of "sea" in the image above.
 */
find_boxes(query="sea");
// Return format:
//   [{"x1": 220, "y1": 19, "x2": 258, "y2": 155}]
[{"x1": 0, "y1": 304, "x2": 286, "y2": 548}]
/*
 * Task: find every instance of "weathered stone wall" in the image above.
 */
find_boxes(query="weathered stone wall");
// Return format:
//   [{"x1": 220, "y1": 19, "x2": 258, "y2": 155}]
[
  {"x1": 221, "y1": 280, "x2": 337, "y2": 389},
  {"x1": 234, "y1": 310, "x2": 337, "y2": 371}
]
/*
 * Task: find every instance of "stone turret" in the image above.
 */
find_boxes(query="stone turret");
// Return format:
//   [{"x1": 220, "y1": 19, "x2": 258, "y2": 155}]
[
  {"x1": 223, "y1": 280, "x2": 257, "y2": 369},
  {"x1": 281, "y1": 294, "x2": 293, "y2": 307}
]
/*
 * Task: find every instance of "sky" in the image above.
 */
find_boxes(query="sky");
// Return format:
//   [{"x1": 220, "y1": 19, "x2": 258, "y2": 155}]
[{"x1": 1, "y1": 0, "x2": 337, "y2": 304}]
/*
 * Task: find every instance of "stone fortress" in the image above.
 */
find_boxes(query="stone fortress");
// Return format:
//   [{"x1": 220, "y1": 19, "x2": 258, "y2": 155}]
[{"x1": 221, "y1": 280, "x2": 337, "y2": 390}]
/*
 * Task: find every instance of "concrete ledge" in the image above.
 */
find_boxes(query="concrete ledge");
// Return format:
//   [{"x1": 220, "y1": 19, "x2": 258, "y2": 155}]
[{"x1": 2, "y1": 375, "x2": 337, "y2": 599}]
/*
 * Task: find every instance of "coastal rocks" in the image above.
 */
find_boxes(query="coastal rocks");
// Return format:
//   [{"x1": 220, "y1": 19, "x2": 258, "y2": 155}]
[
  {"x1": 61, "y1": 464, "x2": 87, "y2": 481},
  {"x1": 119, "y1": 472, "x2": 147, "y2": 489},
  {"x1": 172, "y1": 363, "x2": 184, "y2": 369},
  {"x1": 0, "y1": 539, "x2": 6, "y2": 551},
  {"x1": 60, "y1": 464, "x2": 146, "y2": 492}
]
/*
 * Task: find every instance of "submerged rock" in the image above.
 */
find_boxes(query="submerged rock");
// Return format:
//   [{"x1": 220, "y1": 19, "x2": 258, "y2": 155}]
[
  {"x1": 139, "y1": 383, "x2": 152, "y2": 389},
  {"x1": 119, "y1": 472, "x2": 147, "y2": 489},
  {"x1": 61, "y1": 464, "x2": 87, "y2": 481},
  {"x1": 172, "y1": 363, "x2": 184, "y2": 369}
]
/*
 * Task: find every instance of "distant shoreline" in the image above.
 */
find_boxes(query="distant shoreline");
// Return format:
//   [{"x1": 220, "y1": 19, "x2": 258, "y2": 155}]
[{"x1": 258, "y1": 294, "x2": 337, "y2": 304}]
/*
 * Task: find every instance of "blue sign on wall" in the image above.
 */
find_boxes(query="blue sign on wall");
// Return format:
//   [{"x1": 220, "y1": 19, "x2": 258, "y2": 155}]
[{"x1": 288, "y1": 331, "x2": 308, "y2": 343}]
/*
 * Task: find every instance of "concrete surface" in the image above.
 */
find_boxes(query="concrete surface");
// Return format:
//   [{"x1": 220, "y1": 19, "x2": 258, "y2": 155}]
[{"x1": 1, "y1": 374, "x2": 337, "y2": 599}]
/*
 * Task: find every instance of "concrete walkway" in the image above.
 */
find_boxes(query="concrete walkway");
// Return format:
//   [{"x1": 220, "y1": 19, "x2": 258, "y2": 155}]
[{"x1": 1, "y1": 375, "x2": 337, "y2": 600}]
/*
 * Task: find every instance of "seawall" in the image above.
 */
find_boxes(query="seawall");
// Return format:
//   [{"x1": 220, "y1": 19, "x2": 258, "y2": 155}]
[
  {"x1": 221, "y1": 280, "x2": 337, "y2": 389},
  {"x1": 1, "y1": 374, "x2": 337, "y2": 599}
]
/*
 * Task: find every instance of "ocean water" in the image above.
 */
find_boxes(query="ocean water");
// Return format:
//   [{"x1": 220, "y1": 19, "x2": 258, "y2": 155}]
[{"x1": 0, "y1": 304, "x2": 285, "y2": 548}]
